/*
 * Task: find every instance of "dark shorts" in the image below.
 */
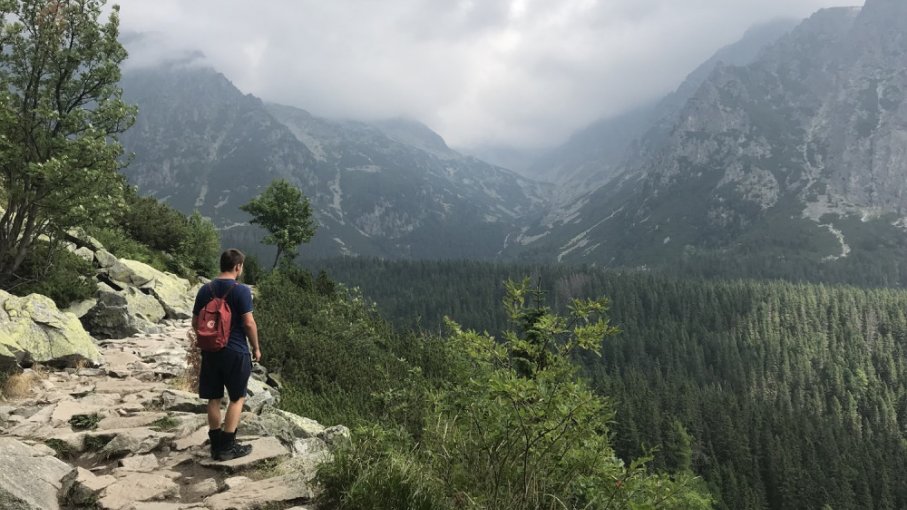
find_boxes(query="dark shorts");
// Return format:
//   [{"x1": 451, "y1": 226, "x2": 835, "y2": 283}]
[{"x1": 198, "y1": 349, "x2": 251, "y2": 401}]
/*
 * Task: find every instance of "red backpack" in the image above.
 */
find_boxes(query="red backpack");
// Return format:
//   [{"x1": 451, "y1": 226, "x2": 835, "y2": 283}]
[{"x1": 196, "y1": 282, "x2": 237, "y2": 352}]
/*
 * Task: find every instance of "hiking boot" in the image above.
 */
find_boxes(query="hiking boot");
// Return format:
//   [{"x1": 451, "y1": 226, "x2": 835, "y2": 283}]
[
  {"x1": 215, "y1": 431, "x2": 252, "y2": 461},
  {"x1": 207, "y1": 429, "x2": 222, "y2": 459}
]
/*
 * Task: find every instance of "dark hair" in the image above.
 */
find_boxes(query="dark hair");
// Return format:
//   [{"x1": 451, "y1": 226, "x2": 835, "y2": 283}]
[{"x1": 220, "y1": 248, "x2": 245, "y2": 272}]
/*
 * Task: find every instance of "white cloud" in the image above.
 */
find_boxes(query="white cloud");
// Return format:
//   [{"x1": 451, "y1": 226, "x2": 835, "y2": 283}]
[{"x1": 113, "y1": 0, "x2": 849, "y2": 149}]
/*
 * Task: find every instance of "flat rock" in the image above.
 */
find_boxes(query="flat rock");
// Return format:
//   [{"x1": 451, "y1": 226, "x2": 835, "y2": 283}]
[
  {"x1": 0, "y1": 437, "x2": 74, "y2": 510},
  {"x1": 98, "y1": 412, "x2": 168, "y2": 430},
  {"x1": 222, "y1": 476, "x2": 251, "y2": 490},
  {"x1": 200, "y1": 436, "x2": 290, "y2": 471},
  {"x1": 204, "y1": 473, "x2": 314, "y2": 510},
  {"x1": 63, "y1": 467, "x2": 117, "y2": 507},
  {"x1": 119, "y1": 453, "x2": 160, "y2": 472},
  {"x1": 157, "y1": 389, "x2": 206, "y2": 413},
  {"x1": 258, "y1": 406, "x2": 326, "y2": 444},
  {"x1": 96, "y1": 428, "x2": 173, "y2": 457},
  {"x1": 98, "y1": 472, "x2": 180, "y2": 510},
  {"x1": 187, "y1": 478, "x2": 219, "y2": 499},
  {"x1": 174, "y1": 425, "x2": 209, "y2": 451}
]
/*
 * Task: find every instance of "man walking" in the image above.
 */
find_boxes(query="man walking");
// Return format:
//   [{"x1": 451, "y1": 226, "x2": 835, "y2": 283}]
[{"x1": 192, "y1": 248, "x2": 262, "y2": 460}]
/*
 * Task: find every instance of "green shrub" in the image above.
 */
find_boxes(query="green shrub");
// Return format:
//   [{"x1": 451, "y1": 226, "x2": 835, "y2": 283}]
[
  {"x1": 310, "y1": 279, "x2": 713, "y2": 509},
  {"x1": 12, "y1": 241, "x2": 96, "y2": 307},
  {"x1": 69, "y1": 413, "x2": 101, "y2": 431},
  {"x1": 316, "y1": 426, "x2": 451, "y2": 510},
  {"x1": 174, "y1": 211, "x2": 219, "y2": 278},
  {"x1": 121, "y1": 194, "x2": 191, "y2": 254},
  {"x1": 89, "y1": 226, "x2": 171, "y2": 272}
]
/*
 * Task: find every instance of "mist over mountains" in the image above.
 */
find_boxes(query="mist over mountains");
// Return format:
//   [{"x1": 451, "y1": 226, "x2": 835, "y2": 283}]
[{"x1": 119, "y1": 0, "x2": 907, "y2": 284}]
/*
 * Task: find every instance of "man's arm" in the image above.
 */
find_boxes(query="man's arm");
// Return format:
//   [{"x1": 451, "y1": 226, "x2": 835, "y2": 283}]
[{"x1": 242, "y1": 313, "x2": 261, "y2": 362}]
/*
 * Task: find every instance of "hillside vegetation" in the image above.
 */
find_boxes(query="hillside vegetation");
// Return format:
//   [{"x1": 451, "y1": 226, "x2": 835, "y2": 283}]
[{"x1": 311, "y1": 258, "x2": 907, "y2": 509}]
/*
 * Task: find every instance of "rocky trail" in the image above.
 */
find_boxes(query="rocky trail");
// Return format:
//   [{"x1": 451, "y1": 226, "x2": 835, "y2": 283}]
[{"x1": 0, "y1": 320, "x2": 346, "y2": 510}]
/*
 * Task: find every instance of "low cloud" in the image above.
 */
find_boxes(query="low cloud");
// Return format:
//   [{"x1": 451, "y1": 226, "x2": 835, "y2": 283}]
[{"x1": 114, "y1": 0, "x2": 846, "y2": 149}]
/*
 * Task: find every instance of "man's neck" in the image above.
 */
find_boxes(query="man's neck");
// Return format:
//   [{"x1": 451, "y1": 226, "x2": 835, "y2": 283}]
[{"x1": 217, "y1": 272, "x2": 239, "y2": 280}]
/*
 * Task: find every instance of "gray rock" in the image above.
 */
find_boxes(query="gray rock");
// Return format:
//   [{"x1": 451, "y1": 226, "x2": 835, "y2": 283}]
[
  {"x1": 62, "y1": 467, "x2": 116, "y2": 507},
  {"x1": 157, "y1": 389, "x2": 206, "y2": 413},
  {"x1": 83, "y1": 284, "x2": 166, "y2": 338},
  {"x1": 199, "y1": 436, "x2": 290, "y2": 472},
  {"x1": 0, "y1": 289, "x2": 102, "y2": 370},
  {"x1": 73, "y1": 246, "x2": 95, "y2": 262},
  {"x1": 118, "y1": 453, "x2": 159, "y2": 472},
  {"x1": 243, "y1": 378, "x2": 279, "y2": 414},
  {"x1": 187, "y1": 478, "x2": 219, "y2": 499},
  {"x1": 318, "y1": 425, "x2": 352, "y2": 448},
  {"x1": 96, "y1": 427, "x2": 173, "y2": 457},
  {"x1": 94, "y1": 249, "x2": 119, "y2": 269},
  {"x1": 98, "y1": 473, "x2": 180, "y2": 510},
  {"x1": 0, "y1": 437, "x2": 75, "y2": 510},
  {"x1": 204, "y1": 473, "x2": 314, "y2": 510},
  {"x1": 257, "y1": 406, "x2": 326, "y2": 446}
]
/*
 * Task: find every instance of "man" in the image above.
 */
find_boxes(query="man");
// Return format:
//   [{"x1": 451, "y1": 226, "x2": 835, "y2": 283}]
[{"x1": 192, "y1": 248, "x2": 262, "y2": 461}]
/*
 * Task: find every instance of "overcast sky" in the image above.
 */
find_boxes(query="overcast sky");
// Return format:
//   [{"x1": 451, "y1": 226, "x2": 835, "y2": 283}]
[{"x1": 115, "y1": 0, "x2": 850, "y2": 150}]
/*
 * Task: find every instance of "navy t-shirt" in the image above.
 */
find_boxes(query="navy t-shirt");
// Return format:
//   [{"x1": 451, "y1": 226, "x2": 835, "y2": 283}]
[{"x1": 192, "y1": 278, "x2": 253, "y2": 354}]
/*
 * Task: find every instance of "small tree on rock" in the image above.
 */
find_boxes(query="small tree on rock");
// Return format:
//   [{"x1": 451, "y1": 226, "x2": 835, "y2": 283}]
[{"x1": 240, "y1": 179, "x2": 316, "y2": 268}]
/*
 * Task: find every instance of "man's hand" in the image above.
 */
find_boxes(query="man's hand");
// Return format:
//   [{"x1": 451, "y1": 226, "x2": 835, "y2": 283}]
[{"x1": 252, "y1": 348, "x2": 262, "y2": 363}]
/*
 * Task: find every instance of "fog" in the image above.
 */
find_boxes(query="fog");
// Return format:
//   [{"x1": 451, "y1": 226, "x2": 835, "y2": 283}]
[{"x1": 115, "y1": 0, "x2": 847, "y2": 149}]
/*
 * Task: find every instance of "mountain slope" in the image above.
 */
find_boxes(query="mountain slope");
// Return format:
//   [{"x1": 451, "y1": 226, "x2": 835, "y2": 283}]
[
  {"x1": 517, "y1": 1, "x2": 907, "y2": 284},
  {"x1": 119, "y1": 63, "x2": 549, "y2": 260},
  {"x1": 526, "y1": 20, "x2": 798, "y2": 199}
]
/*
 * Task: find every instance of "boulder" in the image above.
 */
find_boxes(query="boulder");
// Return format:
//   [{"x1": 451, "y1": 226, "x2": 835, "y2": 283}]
[
  {"x1": 144, "y1": 276, "x2": 195, "y2": 320},
  {"x1": 95, "y1": 249, "x2": 119, "y2": 269},
  {"x1": 0, "y1": 437, "x2": 75, "y2": 510},
  {"x1": 319, "y1": 425, "x2": 352, "y2": 448},
  {"x1": 258, "y1": 406, "x2": 326, "y2": 446},
  {"x1": 244, "y1": 377, "x2": 279, "y2": 413},
  {"x1": 64, "y1": 298, "x2": 97, "y2": 319},
  {"x1": 107, "y1": 258, "x2": 159, "y2": 287},
  {"x1": 82, "y1": 284, "x2": 166, "y2": 338},
  {"x1": 70, "y1": 246, "x2": 95, "y2": 262},
  {"x1": 0, "y1": 289, "x2": 102, "y2": 369},
  {"x1": 98, "y1": 255, "x2": 195, "y2": 320}
]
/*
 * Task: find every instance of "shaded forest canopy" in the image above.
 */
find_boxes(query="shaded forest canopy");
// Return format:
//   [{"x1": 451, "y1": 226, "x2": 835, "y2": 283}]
[{"x1": 309, "y1": 257, "x2": 907, "y2": 510}]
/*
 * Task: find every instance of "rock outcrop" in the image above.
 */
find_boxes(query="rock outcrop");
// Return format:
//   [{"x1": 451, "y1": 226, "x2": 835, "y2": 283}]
[
  {"x1": 61, "y1": 234, "x2": 200, "y2": 339},
  {"x1": 0, "y1": 289, "x2": 102, "y2": 370},
  {"x1": 0, "y1": 321, "x2": 342, "y2": 509},
  {"x1": 0, "y1": 437, "x2": 75, "y2": 510}
]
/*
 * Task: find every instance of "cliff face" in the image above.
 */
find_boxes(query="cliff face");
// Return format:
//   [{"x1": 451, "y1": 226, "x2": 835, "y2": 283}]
[
  {"x1": 119, "y1": 64, "x2": 548, "y2": 261},
  {"x1": 517, "y1": 2, "x2": 907, "y2": 268}
]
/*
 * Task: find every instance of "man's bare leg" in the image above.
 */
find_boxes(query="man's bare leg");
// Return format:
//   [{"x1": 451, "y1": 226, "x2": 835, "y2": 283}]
[
  {"x1": 223, "y1": 397, "x2": 245, "y2": 433},
  {"x1": 207, "y1": 399, "x2": 222, "y2": 430}
]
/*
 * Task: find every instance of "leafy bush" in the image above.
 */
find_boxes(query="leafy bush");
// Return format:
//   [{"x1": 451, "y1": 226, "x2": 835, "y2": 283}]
[
  {"x1": 89, "y1": 191, "x2": 220, "y2": 278},
  {"x1": 90, "y1": 226, "x2": 171, "y2": 272},
  {"x1": 257, "y1": 267, "x2": 428, "y2": 428},
  {"x1": 12, "y1": 241, "x2": 97, "y2": 307},
  {"x1": 307, "y1": 278, "x2": 712, "y2": 509}
]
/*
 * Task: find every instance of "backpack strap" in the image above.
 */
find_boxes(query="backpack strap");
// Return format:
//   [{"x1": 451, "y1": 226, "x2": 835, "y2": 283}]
[
  {"x1": 222, "y1": 282, "x2": 239, "y2": 299},
  {"x1": 208, "y1": 281, "x2": 239, "y2": 300}
]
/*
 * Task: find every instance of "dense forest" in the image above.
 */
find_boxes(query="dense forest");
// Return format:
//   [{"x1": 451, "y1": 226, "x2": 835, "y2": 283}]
[{"x1": 305, "y1": 258, "x2": 907, "y2": 510}]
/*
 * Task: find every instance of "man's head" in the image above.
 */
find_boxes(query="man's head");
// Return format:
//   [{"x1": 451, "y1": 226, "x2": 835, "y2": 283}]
[{"x1": 220, "y1": 248, "x2": 245, "y2": 276}]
